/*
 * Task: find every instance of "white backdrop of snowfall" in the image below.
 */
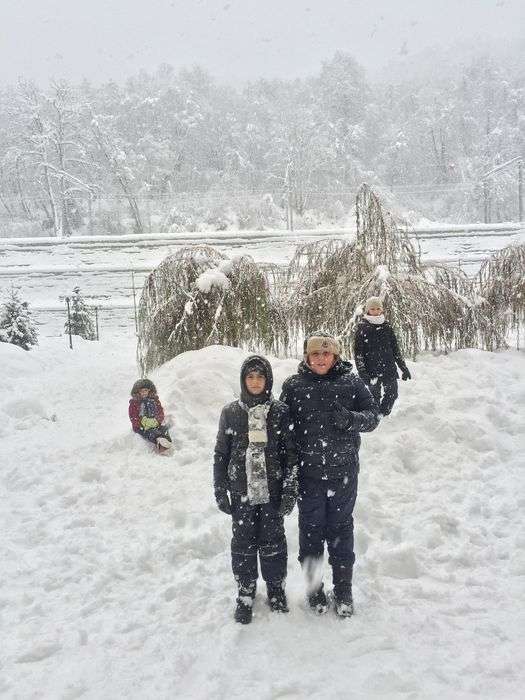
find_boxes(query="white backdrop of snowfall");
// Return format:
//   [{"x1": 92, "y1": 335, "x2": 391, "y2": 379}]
[{"x1": 1, "y1": 337, "x2": 524, "y2": 699}]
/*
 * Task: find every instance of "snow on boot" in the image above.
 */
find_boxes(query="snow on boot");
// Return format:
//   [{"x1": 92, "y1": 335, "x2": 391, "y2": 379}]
[
  {"x1": 335, "y1": 599, "x2": 354, "y2": 617},
  {"x1": 157, "y1": 437, "x2": 173, "y2": 450},
  {"x1": 334, "y1": 590, "x2": 354, "y2": 618},
  {"x1": 308, "y1": 585, "x2": 328, "y2": 614},
  {"x1": 234, "y1": 595, "x2": 253, "y2": 624},
  {"x1": 267, "y1": 584, "x2": 289, "y2": 613},
  {"x1": 234, "y1": 582, "x2": 255, "y2": 624}
]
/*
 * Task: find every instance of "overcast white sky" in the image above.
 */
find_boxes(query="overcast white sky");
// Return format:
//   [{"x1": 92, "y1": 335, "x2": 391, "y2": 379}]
[{"x1": 1, "y1": 0, "x2": 523, "y2": 85}]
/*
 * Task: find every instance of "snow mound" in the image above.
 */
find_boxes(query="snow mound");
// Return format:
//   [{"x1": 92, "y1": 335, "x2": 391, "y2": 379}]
[
  {"x1": 0, "y1": 341, "x2": 42, "y2": 382},
  {"x1": 378, "y1": 544, "x2": 421, "y2": 579}
]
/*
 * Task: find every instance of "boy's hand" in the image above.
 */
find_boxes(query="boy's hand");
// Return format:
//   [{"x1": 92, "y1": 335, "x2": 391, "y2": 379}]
[
  {"x1": 401, "y1": 368, "x2": 411, "y2": 381},
  {"x1": 332, "y1": 403, "x2": 353, "y2": 430},
  {"x1": 215, "y1": 488, "x2": 232, "y2": 515}
]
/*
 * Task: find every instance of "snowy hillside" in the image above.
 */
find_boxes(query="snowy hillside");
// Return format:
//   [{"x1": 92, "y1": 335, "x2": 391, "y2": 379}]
[{"x1": 1, "y1": 338, "x2": 524, "y2": 699}]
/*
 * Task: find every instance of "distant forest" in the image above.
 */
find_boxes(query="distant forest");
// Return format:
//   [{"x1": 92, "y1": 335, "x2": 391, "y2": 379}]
[{"x1": 0, "y1": 49, "x2": 523, "y2": 236}]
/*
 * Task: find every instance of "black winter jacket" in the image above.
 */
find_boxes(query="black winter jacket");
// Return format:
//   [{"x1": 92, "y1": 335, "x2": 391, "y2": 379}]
[
  {"x1": 353, "y1": 319, "x2": 408, "y2": 382},
  {"x1": 280, "y1": 359, "x2": 378, "y2": 480},
  {"x1": 213, "y1": 399, "x2": 297, "y2": 505}
]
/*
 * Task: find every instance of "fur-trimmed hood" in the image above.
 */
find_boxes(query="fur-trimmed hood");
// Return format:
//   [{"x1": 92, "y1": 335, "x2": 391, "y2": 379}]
[{"x1": 130, "y1": 378, "x2": 158, "y2": 397}]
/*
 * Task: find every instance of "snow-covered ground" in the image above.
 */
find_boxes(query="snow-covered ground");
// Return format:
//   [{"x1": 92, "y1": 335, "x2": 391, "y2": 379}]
[{"x1": 1, "y1": 337, "x2": 524, "y2": 699}]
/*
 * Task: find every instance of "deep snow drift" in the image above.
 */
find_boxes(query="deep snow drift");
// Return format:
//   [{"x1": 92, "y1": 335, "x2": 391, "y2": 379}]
[{"x1": 1, "y1": 338, "x2": 524, "y2": 699}]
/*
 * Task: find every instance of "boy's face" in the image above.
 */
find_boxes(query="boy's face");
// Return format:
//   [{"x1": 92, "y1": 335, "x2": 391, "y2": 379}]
[
  {"x1": 308, "y1": 351, "x2": 336, "y2": 375},
  {"x1": 245, "y1": 370, "x2": 266, "y2": 395},
  {"x1": 367, "y1": 304, "x2": 383, "y2": 316},
  {"x1": 139, "y1": 388, "x2": 150, "y2": 398}
]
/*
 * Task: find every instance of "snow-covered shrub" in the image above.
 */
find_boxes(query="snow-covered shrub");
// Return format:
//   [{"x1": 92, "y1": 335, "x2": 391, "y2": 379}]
[
  {"x1": 0, "y1": 287, "x2": 38, "y2": 351},
  {"x1": 352, "y1": 266, "x2": 487, "y2": 356},
  {"x1": 95, "y1": 209, "x2": 127, "y2": 236},
  {"x1": 355, "y1": 184, "x2": 420, "y2": 273},
  {"x1": 204, "y1": 203, "x2": 233, "y2": 231},
  {"x1": 293, "y1": 210, "x2": 319, "y2": 229},
  {"x1": 325, "y1": 199, "x2": 347, "y2": 223},
  {"x1": 477, "y1": 243, "x2": 525, "y2": 349},
  {"x1": 137, "y1": 246, "x2": 287, "y2": 373},
  {"x1": 286, "y1": 183, "x2": 502, "y2": 357},
  {"x1": 286, "y1": 238, "x2": 371, "y2": 351},
  {"x1": 164, "y1": 205, "x2": 203, "y2": 233},
  {"x1": 65, "y1": 287, "x2": 96, "y2": 340},
  {"x1": 235, "y1": 194, "x2": 284, "y2": 230}
]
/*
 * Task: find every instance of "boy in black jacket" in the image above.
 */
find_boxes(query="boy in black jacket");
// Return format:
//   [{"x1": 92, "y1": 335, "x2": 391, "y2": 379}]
[
  {"x1": 213, "y1": 355, "x2": 298, "y2": 624},
  {"x1": 280, "y1": 332, "x2": 379, "y2": 617},
  {"x1": 353, "y1": 297, "x2": 411, "y2": 417}
]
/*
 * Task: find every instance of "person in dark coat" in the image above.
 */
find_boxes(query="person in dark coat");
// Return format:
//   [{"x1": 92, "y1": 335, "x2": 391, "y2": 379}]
[
  {"x1": 280, "y1": 332, "x2": 379, "y2": 617},
  {"x1": 213, "y1": 355, "x2": 298, "y2": 624},
  {"x1": 129, "y1": 379, "x2": 172, "y2": 452},
  {"x1": 353, "y1": 297, "x2": 412, "y2": 417}
]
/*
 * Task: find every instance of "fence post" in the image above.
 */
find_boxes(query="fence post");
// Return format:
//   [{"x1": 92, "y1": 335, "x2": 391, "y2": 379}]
[
  {"x1": 87, "y1": 192, "x2": 94, "y2": 236},
  {"x1": 519, "y1": 160, "x2": 523, "y2": 222},
  {"x1": 65, "y1": 297, "x2": 73, "y2": 349},
  {"x1": 285, "y1": 162, "x2": 294, "y2": 232},
  {"x1": 131, "y1": 271, "x2": 138, "y2": 333},
  {"x1": 94, "y1": 306, "x2": 99, "y2": 340},
  {"x1": 483, "y1": 180, "x2": 489, "y2": 224}
]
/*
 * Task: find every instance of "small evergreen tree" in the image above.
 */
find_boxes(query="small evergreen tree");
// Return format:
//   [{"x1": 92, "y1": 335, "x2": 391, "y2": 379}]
[
  {"x1": 0, "y1": 287, "x2": 38, "y2": 351},
  {"x1": 65, "y1": 286, "x2": 96, "y2": 340}
]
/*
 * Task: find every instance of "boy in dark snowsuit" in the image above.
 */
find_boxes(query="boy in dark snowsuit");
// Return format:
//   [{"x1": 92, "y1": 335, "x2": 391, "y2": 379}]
[
  {"x1": 213, "y1": 355, "x2": 298, "y2": 624},
  {"x1": 353, "y1": 296, "x2": 411, "y2": 417},
  {"x1": 280, "y1": 332, "x2": 378, "y2": 617},
  {"x1": 129, "y1": 379, "x2": 172, "y2": 452}
]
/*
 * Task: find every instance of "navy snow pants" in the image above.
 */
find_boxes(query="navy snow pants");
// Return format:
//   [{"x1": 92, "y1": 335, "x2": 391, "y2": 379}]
[
  {"x1": 231, "y1": 498, "x2": 287, "y2": 590},
  {"x1": 140, "y1": 425, "x2": 171, "y2": 446},
  {"x1": 368, "y1": 377, "x2": 398, "y2": 415},
  {"x1": 298, "y1": 473, "x2": 358, "y2": 598}
]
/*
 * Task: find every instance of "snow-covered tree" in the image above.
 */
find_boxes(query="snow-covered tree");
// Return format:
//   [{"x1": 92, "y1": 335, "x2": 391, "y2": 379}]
[
  {"x1": 287, "y1": 185, "x2": 501, "y2": 356},
  {"x1": 65, "y1": 286, "x2": 96, "y2": 340},
  {"x1": 0, "y1": 287, "x2": 38, "y2": 350},
  {"x1": 137, "y1": 247, "x2": 287, "y2": 372},
  {"x1": 0, "y1": 45, "x2": 524, "y2": 233}
]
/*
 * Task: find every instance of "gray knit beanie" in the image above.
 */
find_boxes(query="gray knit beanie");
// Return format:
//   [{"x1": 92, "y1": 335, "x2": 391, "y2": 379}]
[{"x1": 364, "y1": 296, "x2": 383, "y2": 313}]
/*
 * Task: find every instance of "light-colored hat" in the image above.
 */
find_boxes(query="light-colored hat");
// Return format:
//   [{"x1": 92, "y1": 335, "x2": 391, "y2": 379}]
[
  {"x1": 364, "y1": 296, "x2": 383, "y2": 313},
  {"x1": 304, "y1": 334, "x2": 341, "y2": 356}
]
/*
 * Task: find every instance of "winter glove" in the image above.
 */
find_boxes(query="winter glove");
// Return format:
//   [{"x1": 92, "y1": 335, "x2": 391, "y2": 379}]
[
  {"x1": 332, "y1": 403, "x2": 353, "y2": 430},
  {"x1": 401, "y1": 368, "x2": 411, "y2": 381},
  {"x1": 140, "y1": 416, "x2": 159, "y2": 430},
  {"x1": 215, "y1": 487, "x2": 232, "y2": 515},
  {"x1": 278, "y1": 488, "x2": 296, "y2": 516}
]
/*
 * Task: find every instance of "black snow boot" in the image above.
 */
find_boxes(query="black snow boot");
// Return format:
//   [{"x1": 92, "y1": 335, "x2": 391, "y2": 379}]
[
  {"x1": 308, "y1": 584, "x2": 328, "y2": 614},
  {"x1": 334, "y1": 587, "x2": 354, "y2": 618},
  {"x1": 267, "y1": 583, "x2": 289, "y2": 613},
  {"x1": 234, "y1": 582, "x2": 256, "y2": 624}
]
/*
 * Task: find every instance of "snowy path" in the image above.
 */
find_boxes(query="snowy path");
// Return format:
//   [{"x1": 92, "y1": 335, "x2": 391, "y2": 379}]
[{"x1": 1, "y1": 339, "x2": 524, "y2": 699}]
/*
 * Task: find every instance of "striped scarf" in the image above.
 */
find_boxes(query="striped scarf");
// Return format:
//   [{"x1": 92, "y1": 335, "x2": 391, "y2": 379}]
[{"x1": 239, "y1": 399, "x2": 271, "y2": 505}]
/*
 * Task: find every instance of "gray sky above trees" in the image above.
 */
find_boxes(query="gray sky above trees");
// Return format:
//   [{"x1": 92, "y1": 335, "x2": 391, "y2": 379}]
[{"x1": 1, "y1": 0, "x2": 523, "y2": 85}]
